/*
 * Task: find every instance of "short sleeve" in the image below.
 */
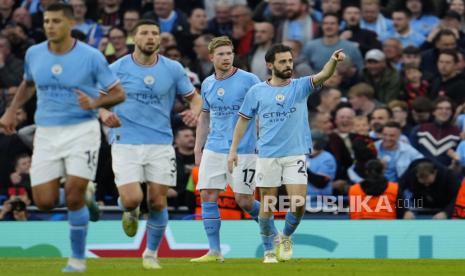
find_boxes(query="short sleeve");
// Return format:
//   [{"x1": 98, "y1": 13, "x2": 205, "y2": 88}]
[
  {"x1": 238, "y1": 87, "x2": 258, "y2": 120},
  {"x1": 23, "y1": 50, "x2": 33, "y2": 81},
  {"x1": 92, "y1": 50, "x2": 119, "y2": 91},
  {"x1": 295, "y1": 76, "x2": 320, "y2": 100},
  {"x1": 200, "y1": 82, "x2": 210, "y2": 112},
  {"x1": 173, "y1": 61, "x2": 195, "y2": 97}
]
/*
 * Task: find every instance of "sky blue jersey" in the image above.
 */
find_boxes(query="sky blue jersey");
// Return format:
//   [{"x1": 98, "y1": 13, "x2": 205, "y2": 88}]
[
  {"x1": 202, "y1": 68, "x2": 260, "y2": 154},
  {"x1": 239, "y1": 76, "x2": 318, "y2": 158},
  {"x1": 109, "y1": 54, "x2": 195, "y2": 144},
  {"x1": 24, "y1": 40, "x2": 119, "y2": 126}
]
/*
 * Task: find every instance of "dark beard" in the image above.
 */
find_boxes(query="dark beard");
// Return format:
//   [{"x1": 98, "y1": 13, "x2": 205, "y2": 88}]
[
  {"x1": 274, "y1": 68, "x2": 293, "y2": 79},
  {"x1": 140, "y1": 48, "x2": 156, "y2": 56}
]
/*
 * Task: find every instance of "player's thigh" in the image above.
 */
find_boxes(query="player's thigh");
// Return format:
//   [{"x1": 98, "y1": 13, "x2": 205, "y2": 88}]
[
  {"x1": 111, "y1": 144, "x2": 145, "y2": 186},
  {"x1": 255, "y1": 157, "x2": 282, "y2": 188},
  {"x1": 64, "y1": 120, "x2": 101, "y2": 182},
  {"x1": 30, "y1": 126, "x2": 65, "y2": 188},
  {"x1": 197, "y1": 149, "x2": 228, "y2": 192},
  {"x1": 144, "y1": 145, "x2": 177, "y2": 187},
  {"x1": 230, "y1": 154, "x2": 257, "y2": 195},
  {"x1": 147, "y1": 182, "x2": 170, "y2": 211},
  {"x1": 31, "y1": 178, "x2": 61, "y2": 210},
  {"x1": 281, "y1": 155, "x2": 308, "y2": 188}
]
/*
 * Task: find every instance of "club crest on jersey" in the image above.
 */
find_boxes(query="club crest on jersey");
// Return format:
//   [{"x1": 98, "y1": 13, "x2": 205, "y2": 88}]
[
  {"x1": 276, "y1": 93, "x2": 285, "y2": 108},
  {"x1": 51, "y1": 64, "x2": 63, "y2": 75},
  {"x1": 144, "y1": 75, "x2": 155, "y2": 85},
  {"x1": 217, "y1": 87, "x2": 225, "y2": 97}
]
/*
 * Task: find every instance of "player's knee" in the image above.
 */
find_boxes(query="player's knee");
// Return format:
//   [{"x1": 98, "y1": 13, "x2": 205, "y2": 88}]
[
  {"x1": 148, "y1": 200, "x2": 165, "y2": 211},
  {"x1": 200, "y1": 189, "x2": 219, "y2": 202},
  {"x1": 65, "y1": 193, "x2": 85, "y2": 210},
  {"x1": 235, "y1": 194, "x2": 253, "y2": 210},
  {"x1": 120, "y1": 194, "x2": 143, "y2": 210}
]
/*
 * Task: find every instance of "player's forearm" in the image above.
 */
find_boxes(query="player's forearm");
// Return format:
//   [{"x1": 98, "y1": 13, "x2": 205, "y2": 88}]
[
  {"x1": 94, "y1": 83, "x2": 126, "y2": 109},
  {"x1": 7, "y1": 80, "x2": 35, "y2": 112},
  {"x1": 230, "y1": 116, "x2": 249, "y2": 153},
  {"x1": 312, "y1": 58, "x2": 338, "y2": 87},
  {"x1": 188, "y1": 92, "x2": 202, "y2": 117},
  {"x1": 194, "y1": 111, "x2": 209, "y2": 152}
]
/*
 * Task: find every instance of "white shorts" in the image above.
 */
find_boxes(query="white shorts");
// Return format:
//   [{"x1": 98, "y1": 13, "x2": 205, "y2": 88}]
[
  {"x1": 197, "y1": 149, "x2": 257, "y2": 195},
  {"x1": 31, "y1": 120, "x2": 101, "y2": 186},
  {"x1": 111, "y1": 144, "x2": 176, "y2": 187},
  {"x1": 256, "y1": 155, "x2": 308, "y2": 188}
]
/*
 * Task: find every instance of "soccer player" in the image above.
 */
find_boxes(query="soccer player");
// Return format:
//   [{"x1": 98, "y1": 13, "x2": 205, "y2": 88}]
[
  {"x1": 99, "y1": 20, "x2": 202, "y2": 269},
  {"x1": 228, "y1": 44, "x2": 345, "y2": 263},
  {"x1": 190, "y1": 36, "x2": 261, "y2": 263},
  {"x1": 0, "y1": 3, "x2": 126, "y2": 272}
]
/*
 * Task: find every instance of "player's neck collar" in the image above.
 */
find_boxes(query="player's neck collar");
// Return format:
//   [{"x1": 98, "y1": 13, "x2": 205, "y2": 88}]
[
  {"x1": 214, "y1": 67, "x2": 238, "y2": 80},
  {"x1": 131, "y1": 53, "x2": 159, "y2": 67},
  {"x1": 47, "y1": 39, "x2": 77, "y2": 56},
  {"x1": 266, "y1": 78, "x2": 291, "y2": 87}
]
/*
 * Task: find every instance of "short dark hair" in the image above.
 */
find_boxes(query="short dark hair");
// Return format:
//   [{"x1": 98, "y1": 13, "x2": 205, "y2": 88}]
[
  {"x1": 322, "y1": 12, "x2": 340, "y2": 22},
  {"x1": 439, "y1": 48, "x2": 459, "y2": 63},
  {"x1": 370, "y1": 106, "x2": 393, "y2": 120},
  {"x1": 382, "y1": 121, "x2": 402, "y2": 131},
  {"x1": 108, "y1": 26, "x2": 127, "y2": 38},
  {"x1": 265, "y1": 44, "x2": 292, "y2": 63},
  {"x1": 402, "y1": 45, "x2": 421, "y2": 55},
  {"x1": 133, "y1": 19, "x2": 160, "y2": 34},
  {"x1": 433, "y1": 96, "x2": 455, "y2": 112},
  {"x1": 412, "y1": 96, "x2": 433, "y2": 112},
  {"x1": 46, "y1": 3, "x2": 74, "y2": 19},
  {"x1": 416, "y1": 161, "x2": 437, "y2": 179},
  {"x1": 392, "y1": 9, "x2": 412, "y2": 18},
  {"x1": 433, "y1": 29, "x2": 457, "y2": 45}
]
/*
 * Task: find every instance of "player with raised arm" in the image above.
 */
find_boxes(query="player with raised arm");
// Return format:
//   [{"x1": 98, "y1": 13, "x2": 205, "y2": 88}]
[
  {"x1": 99, "y1": 20, "x2": 202, "y2": 269},
  {"x1": 0, "y1": 3, "x2": 126, "y2": 272},
  {"x1": 190, "y1": 36, "x2": 262, "y2": 263},
  {"x1": 228, "y1": 44, "x2": 345, "y2": 263}
]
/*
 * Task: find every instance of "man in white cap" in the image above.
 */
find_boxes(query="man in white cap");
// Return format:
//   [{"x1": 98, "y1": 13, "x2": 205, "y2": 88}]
[{"x1": 361, "y1": 49, "x2": 401, "y2": 103}]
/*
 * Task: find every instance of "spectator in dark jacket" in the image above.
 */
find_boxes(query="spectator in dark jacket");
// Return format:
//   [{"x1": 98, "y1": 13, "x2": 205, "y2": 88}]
[
  {"x1": 206, "y1": 0, "x2": 233, "y2": 37},
  {"x1": 0, "y1": 35, "x2": 23, "y2": 89},
  {"x1": 429, "y1": 49, "x2": 465, "y2": 105},
  {"x1": 420, "y1": 29, "x2": 462, "y2": 77},
  {"x1": 340, "y1": 5, "x2": 382, "y2": 56},
  {"x1": 399, "y1": 158, "x2": 461, "y2": 219}
]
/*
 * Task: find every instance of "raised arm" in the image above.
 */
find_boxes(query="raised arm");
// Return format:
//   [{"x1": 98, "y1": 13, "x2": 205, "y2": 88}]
[{"x1": 311, "y1": 49, "x2": 345, "y2": 87}]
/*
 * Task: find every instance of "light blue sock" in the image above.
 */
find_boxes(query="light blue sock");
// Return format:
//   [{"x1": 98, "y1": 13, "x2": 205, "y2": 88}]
[
  {"x1": 244, "y1": 200, "x2": 260, "y2": 222},
  {"x1": 147, "y1": 208, "x2": 168, "y2": 251},
  {"x1": 68, "y1": 207, "x2": 89, "y2": 259},
  {"x1": 202, "y1": 202, "x2": 221, "y2": 252},
  {"x1": 258, "y1": 216, "x2": 278, "y2": 251},
  {"x1": 283, "y1": 212, "x2": 302, "y2": 237}
]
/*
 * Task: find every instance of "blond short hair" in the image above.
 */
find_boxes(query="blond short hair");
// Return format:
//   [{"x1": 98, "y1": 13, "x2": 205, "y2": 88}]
[{"x1": 208, "y1": 36, "x2": 234, "y2": 54}]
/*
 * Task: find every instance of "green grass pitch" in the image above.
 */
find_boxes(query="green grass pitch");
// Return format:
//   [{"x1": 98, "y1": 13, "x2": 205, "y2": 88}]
[{"x1": 1, "y1": 258, "x2": 465, "y2": 276}]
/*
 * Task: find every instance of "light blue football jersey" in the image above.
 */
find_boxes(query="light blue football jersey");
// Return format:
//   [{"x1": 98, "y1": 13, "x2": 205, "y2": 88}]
[
  {"x1": 201, "y1": 68, "x2": 260, "y2": 154},
  {"x1": 24, "y1": 40, "x2": 119, "y2": 126},
  {"x1": 239, "y1": 76, "x2": 318, "y2": 158},
  {"x1": 109, "y1": 54, "x2": 195, "y2": 144}
]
